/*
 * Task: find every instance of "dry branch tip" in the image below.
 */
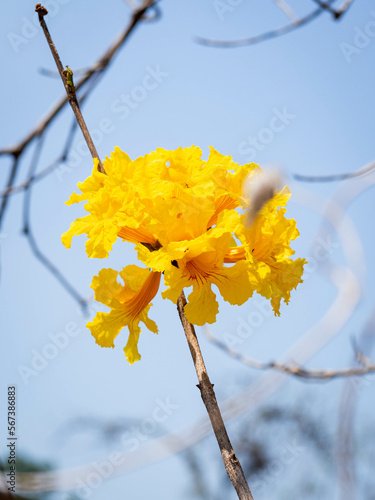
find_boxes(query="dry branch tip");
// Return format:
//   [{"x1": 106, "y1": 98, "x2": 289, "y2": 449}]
[{"x1": 35, "y1": 4, "x2": 48, "y2": 18}]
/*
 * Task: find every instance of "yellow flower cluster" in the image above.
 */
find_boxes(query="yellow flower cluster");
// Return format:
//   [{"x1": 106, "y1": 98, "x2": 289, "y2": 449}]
[{"x1": 62, "y1": 146, "x2": 306, "y2": 364}]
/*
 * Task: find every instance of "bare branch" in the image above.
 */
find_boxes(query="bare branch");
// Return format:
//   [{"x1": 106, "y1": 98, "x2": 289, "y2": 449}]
[
  {"x1": 35, "y1": 4, "x2": 103, "y2": 172},
  {"x1": 195, "y1": 1, "x2": 336, "y2": 48},
  {"x1": 273, "y1": 0, "x2": 299, "y2": 24},
  {"x1": 195, "y1": 0, "x2": 355, "y2": 49},
  {"x1": 21, "y1": 136, "x2": 88, "y2": 311},
  {"x1": 177, "y1": 291, "x2": 254, "y2": 500},
  {"x1": 5, "y1": 175, "x2": 369, "y2": 494},
  {"x1": 292, "y1": 160, "x2": 375, "y2": 183},
  {"x1": 0, "y1": 0, "x2": 157, "y2": 301},
  {"x1": 203, "y1": 327, "x2": 375, "y2": 380},
  {"x1": 0, "y1": 156, "x2": 20, "y2": 231},
  {"x1": 0, "y1": 0, "x2": 157, "y2": 160},
  {"x1": 335, "y1": 305, "x2": 375, "y2": 499},
  {"x1": 0, "y1": 72, "x2": 101, "y2": 199},
  {"x1": 0, "y1": 0, "x2": 157, "y2": 238}
]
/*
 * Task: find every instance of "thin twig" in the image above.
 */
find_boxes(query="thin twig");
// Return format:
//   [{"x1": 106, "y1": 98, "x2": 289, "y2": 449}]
[
  {"x1": 336, "y1": 0, "x2": 355, "y2": 17},
  {"x1": 0, "y1": 1, "x2": 156, "y2": 306},
  {"x1": 0, "y1": 1, "x2": 156, "y2": 160},
  {"x1": 35, "y1": 4, "x2": 104, "y2": 172},
  {"x1": 0, "y1": 0, "x2": 156, "y2": 228},
  {"x1": 195, "y1": 0, "x2": 336, "y2": 48},
  {"x1": 273, "y1": 0, "x2": 299, "y2": 24},
  {"x1": 0, "y1": 122, "x2": 78, "y2": 198},
  {"x1": 0, "y1": 156, "x2": 20, "y2": 231},
  {"x1": 6, "y1": 172, "x2": 368, "y2": 494},
  {"x1": 336, "y1": 306, "x2": 375, "y2": 499},
  {"x1": 177, "y1": 291, "x2": 254, "y2": 500},
  {"x1": 0, "y1": 71, "x2": 101, "y2": 199},
  {"x1": 337, "y1": 383, "x2": 357, "y2": 499},
  {"x1": 0, "y1": 0, "x2": 157, "y2": 235},
  {"x1": 311, "y1": 0, "x2": 354, "y2": 19},
  {"x1": 204, "y1": 327, "x2": 375, "y2": 380},
  {"x1": 22, "y1": 136, "x2": 88, "y2": 311},
  {"x1": 311, "y1": 0, "x2": 340, "y2": 16},
  {"x1": 292, "y1": 160, "x2": 375, "y2": 183}
]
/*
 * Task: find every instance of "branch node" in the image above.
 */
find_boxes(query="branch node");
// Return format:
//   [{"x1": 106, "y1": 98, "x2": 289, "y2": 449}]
[{"x1": 62, "y1": 66, "x2": 76, "y2": 95}]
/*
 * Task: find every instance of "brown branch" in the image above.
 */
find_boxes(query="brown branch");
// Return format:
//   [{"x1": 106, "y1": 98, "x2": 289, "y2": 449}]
[
  {"x1": 292, "y1": 160, "x2": 375, "y2": 183},
  {"x1": 0, "y1": 121, "x2": 78, "y2": 198},
  {"x1": 0, "y1": 0, "x2": 157, "y2": 298},
  {"x1": 177, "y1": 291, "x2": 254, "y2": 500},
  {"x1": 195, "y1": 0, "x2": 336, "y2": 48},
  {"x1": 35, "y1": 4, "x2": 104, "y2": 172},
  {"x1": 0, "y1": 0, "x2": 156, "y2": 233},
  {"x1": 204, "y1": 328, "x2": 375, "y2": 380},
  {"x1": 0, "y1": 0, "x2": 156, "y2": 159},
  {"x1": 0, "y1": 71, "x2": 101, "y2": 199}
]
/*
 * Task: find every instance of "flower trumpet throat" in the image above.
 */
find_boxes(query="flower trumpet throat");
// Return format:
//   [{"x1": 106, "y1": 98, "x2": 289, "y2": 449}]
[{"x1": 63, "y1": 146, "x2": 307, "y2": 363}]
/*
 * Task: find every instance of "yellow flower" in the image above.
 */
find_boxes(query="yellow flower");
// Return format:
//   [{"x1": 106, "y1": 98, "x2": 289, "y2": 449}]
[
  {"x1": 61, "y1": 150, "x2": 157, "y2": 258},
  {"x1": 63, "y1": 145, "x2": 306, "y2": 361},
  {"x1": 87, "y1": 266, "x2": 161, "y2": 364},
  {"x1": 61, "y1": 146, "x2": 258, "y2": 257},
  {"x1": 160, "y1": 232, "x2": 256, "y2": 325},
  {"x1": 224, "y1": 187, "x2": 307, "y2": 315}
]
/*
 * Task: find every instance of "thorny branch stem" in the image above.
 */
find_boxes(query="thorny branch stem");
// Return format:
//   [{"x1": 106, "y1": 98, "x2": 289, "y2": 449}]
[
  {"x1": 35, "y1": 4, "x2": 105, "y2": 173},
  {"x1": 177, "y1": 291, "x2": 254, "y2": 500}
]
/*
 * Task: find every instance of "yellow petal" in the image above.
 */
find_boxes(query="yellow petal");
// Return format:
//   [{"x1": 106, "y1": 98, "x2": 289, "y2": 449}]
[
  {"x1": 211, "y1": 261, "x2": 256, "y2": 306},
  {"x1": 87, "y1": 307, "x2": 128, "y2": 348},
  {"x1": 184, "y1": 284, "x2": 219, "y2": 326},
  {"x1": 85, "y1": 220, "x2": 119, "y2": 258},
  {"x1": 124, "y1": 323, "x2": 141, "y2": 365},
  {"x1": 162, "y1": 266, "x2": 191, "y2": 303},
  {"x1": 122, "y1": 269, "x2": 161, "y2": 318},
  {"x1": 90, "y1": 268, "x2": 123, "y2": 308},
  {"x1": 207, "y1": 194, "x2": 238, "y2": 227},
  {"x1": 137, "y1": 244, "x2": 172, "y2": 273},
  {"x1": 103, "y1": 147, "x2": 132, "y2": 182},
  {"x1": 87, "y1": 266, "x2": 160, "y2": 364},
  {"x1": 256, "y1": 257, "x2": 307, "y2": 316},
  {"x1": 61, "y1": 215, "x2": 96, "y2": 249}
]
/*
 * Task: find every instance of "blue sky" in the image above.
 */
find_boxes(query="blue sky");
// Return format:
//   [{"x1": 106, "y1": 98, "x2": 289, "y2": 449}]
[{"x1": 1, "y1": 1, "x2": 375, "y2": 499}]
